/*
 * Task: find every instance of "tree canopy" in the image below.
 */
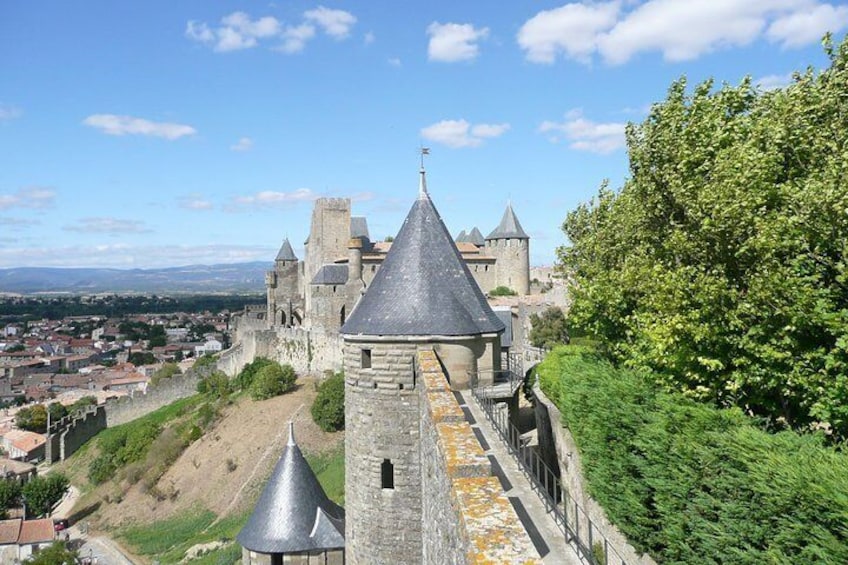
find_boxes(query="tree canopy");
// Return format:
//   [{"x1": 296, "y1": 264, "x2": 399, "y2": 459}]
[{"x1": 559, "y1": 36, "x2": 848, "y2": 438}]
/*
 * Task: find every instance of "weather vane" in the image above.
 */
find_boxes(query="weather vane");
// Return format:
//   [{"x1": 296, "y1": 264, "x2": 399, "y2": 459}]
[{"x1": 420, "y1": 146, "x2": 430, "y2": 170}]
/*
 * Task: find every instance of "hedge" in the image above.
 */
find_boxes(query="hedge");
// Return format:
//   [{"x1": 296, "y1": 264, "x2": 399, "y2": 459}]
[{"x1": 538, "y1": 346, "x2": 848, "y2": 564}]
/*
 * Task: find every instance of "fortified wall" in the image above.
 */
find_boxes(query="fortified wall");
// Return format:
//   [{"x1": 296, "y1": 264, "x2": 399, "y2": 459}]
[{"x1": 419, "y1": 349, "x2": 541, "y2": 564}]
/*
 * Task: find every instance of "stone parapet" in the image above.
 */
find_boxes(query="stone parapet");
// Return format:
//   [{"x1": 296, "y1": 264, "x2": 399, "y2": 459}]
[{"x1": 419, "y1": 349, "x2": 541, "y2": 565}]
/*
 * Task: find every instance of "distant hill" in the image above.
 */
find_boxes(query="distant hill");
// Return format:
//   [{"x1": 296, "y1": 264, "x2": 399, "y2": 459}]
[{"x1": 0, "y1": 262, "x2": 271, "y2": 294}]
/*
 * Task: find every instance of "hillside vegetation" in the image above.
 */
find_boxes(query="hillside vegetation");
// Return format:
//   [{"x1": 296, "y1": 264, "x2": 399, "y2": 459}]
[
  {"x1": 57, "y1": 374, "x2": 343, "y2": 564},
  {"x1": 538, "y1": 346, "x2": 848, "y2": 563},
  {"x1": 560, "y1": 36, "x2": 848, "y2": 439}
]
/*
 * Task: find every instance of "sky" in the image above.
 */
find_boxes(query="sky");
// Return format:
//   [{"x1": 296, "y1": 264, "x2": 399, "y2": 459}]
[{"x1": 1, "y1": 1, "x2": 846, "y2": 270}]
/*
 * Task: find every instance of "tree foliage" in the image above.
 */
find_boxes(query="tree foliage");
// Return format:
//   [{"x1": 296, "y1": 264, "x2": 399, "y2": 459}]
[
  {"x1": 250, "y1": 362, "x2": 297, "y2": 400},
  {"x1": 15, "y1": 404, "x2": 48, "y2": 433},
  {"x1": 560, "y1": 36, "x2": 848, "y2": 438},
  {"x1": 529, "y1": 307, "x2": 570, "y2": 349},
  {"x1": 311, "y1": 372, "x2": 345, "y2": 432},
  {"x1": 489, "y1": 285, "x2": 517, "y2": 297},
  {"x1": 150, "y1": 362, "x2": 181, "y2": 386},
  {"x1": 538, "y1": 346, "x2": 848, "y2": 563},
  {"x1": 22, "y1": 474, "x2": 69, "y2": 518},
  {"x1": 0, "y1": 479, "x2": 21, "y2": 518}
]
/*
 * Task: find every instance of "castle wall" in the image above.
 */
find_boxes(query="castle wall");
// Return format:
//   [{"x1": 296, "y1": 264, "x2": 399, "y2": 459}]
[
  {"x1": 467, "y1": 260, "x2": 497, "y2": 294},
  {"x1": 57, "y1": 404, "x2": 107, "y2": 461},
  {"x1": 308, "y1": 285, "x2": 348, "y2": 334},
  {"x1": 418, "y1": 349, "x2": 542, "y2": 564},
  {"x1": 486, "y1": 238, "x2": 530, "y2": 295},
  {"x1": 343, "y1": 339, "x2": 422, "y2": 564},
  {"x1": 105, "y1": 370, "x2": 203, "y2": 427},
  {"x1": 219, "y1": 327, "x2": 342, "y2": 377}
]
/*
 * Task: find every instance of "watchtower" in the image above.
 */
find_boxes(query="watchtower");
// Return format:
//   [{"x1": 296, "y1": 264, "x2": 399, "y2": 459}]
[
  {"x1": 265, "y1": 238, "x2": 300, "y2": 326},
  {"x1": 485, "y1": 203, "x2": 531, "y2": 295},
  {"x1": 340, "y1": 167, "x2": 504, "y2": 564}
]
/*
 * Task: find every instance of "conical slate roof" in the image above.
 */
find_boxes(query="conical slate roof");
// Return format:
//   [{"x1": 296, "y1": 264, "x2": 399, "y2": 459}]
[
  {"x1": 486, "y1": 203, "x2": 529, "y2": 240},
  {"x1": 237, "y1": 423, "x2": 345, "y2": 554},
  {"x1": 341, "y1": 170, "x2": 505, "y2": 337},
  {"x1": 275, "y1": 238, "x2": 298, "y2": 261},
  {"x1": 467, "y1": 227, "x2": 485, "y2": 246},
  {"x1": 455, "y1": 229, "x2": 468, "y2": 243}
]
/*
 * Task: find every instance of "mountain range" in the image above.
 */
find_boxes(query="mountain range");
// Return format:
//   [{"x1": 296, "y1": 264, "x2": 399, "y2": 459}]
[{"x1": 0, "y1": 262, "x2": 271, "y2": 294}]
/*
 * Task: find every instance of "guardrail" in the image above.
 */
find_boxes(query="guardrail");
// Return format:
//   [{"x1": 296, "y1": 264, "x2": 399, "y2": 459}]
[
  {"x1": 470, "y1": 369, "x2": 524, "y2": 397},
  {"x1": 471, "y1": 388, "x2": 629, "y2": 565}
]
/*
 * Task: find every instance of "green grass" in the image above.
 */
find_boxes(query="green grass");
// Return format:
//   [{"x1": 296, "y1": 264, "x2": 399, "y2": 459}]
[
  {"x1": 118, "y1": 508, "x2": 250, "y2": 564},
  {"x1": 305, "y1": 444, "x2": 345, "y2": 505},
  {"x1": 189, "y1": 543, "x2": 242, "y2": 565}
]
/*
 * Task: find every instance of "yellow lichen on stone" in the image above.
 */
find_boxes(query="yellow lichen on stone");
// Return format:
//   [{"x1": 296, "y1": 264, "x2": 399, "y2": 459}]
[
  {"x1": 427, "y1": 390, "x2": 466, "y2": 423},
  {"x1": 453, "y1": 477, "x2": 543, "y2": 565},
  {"x1": 436, "y1": 422, "x2": 490, "y2": 478}
]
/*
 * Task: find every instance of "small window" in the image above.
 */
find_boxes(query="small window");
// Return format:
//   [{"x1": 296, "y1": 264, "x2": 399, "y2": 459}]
[
  {"x1": 381, "y1": 459, "x2": 394, "y2": 489},
  {"x1": 361, "y1": 349, "x2": 372, "y2": 369}
]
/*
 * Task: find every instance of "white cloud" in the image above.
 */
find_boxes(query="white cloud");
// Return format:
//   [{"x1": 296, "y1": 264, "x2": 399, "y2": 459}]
[
  {"x1": 539, "y1": 110, "x2": 626, "y2": 154},
  {"x1": 228, "y1": 188, "x2": 316, "y2": 210},
  {"x1": 83, "y1": 114, "x2": 196, "y2": 140},
  {"x1": 421, "y1": 119, "x2": 510, "y2": 148},
  {"x1": 0, "y1": 186, "x2": 56, "y2": 210},
  {"x1": 178, "y1": 195, "x2": 214, "y2": 210},
  {"x1": 767, "y1": 3, "x2": 848, "y2": 48},
  {"x1": 186, "y1": 12, "x2": 281, "y2": 52},
  {"x1": 63, "y1": 217, "x2": 152, "y2": 234},
  {"x1": 427, "y1": 22, "x2": 490, "y2": 62},
  {"x1": 0, "y1": 103, "x2": 22, "y2": 121},
  {"x1": 275, "y1": 24, "x2": 316, "y2": 54},
  {"x1": 755, "y1": 72, "x2": 794, "y2": 90},
  {"x1": 518, "y1": 1, "x2": 848, "y2": 65},
  {"x1": 304, "y1": 6, "x2": 357, "y2": 39},
  {"x1": 364, "y1": 31, "x2": 375, "y2": 44},
  {"x1": 388, "y1": 57, "x2": 402, "y2": 67},
  {"x1": 0, "y1": 216, "x2": 35, "y2": 227},
  {"x1": 517, "y1": 2, "x2": 620, "y2": 64},
  {"x1": 230, "y1": 137, "x2": 254, "y2": 151}
]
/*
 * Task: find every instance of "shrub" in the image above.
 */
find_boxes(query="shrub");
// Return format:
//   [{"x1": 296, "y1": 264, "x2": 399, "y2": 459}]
[
  {"x1": 88, "y1": 456, "x2": 117, "y2": 485},
  {"x1": 537, "y1": 346, "x2": 848, "y2": 563},
  {"x1": 489, "y1": 285, "x2": 517, "y2": 297},
  {"x1": 196, "y1": 371, "x2": 230, "y2": 399},
  {"x1": 311, "y1": 372, "x2": 345, "y2": 432},
  {"x1": 250, "y1": 363, "x2": 297, "y2": 400},
  {"x1": 150, "y1": 362, "x2": 181, "y2": 386},
  {"x1": 528, "y1": 307, "x2": 570, "y2": 349},
  {"x1": 233, "y1": 357, "x2": 274, "y2": 391},
  {"x1": 0, "y1": 479, "x2": 21, "y2": 518}
]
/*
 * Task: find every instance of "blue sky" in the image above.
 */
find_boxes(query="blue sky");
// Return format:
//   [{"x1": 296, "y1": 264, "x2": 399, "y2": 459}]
[{"x1": 1, "y1": 1, "x2": 845, "y2": 269}]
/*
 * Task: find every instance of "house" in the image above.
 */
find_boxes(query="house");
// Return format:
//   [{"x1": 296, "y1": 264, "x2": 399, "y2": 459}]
[
  {"x1": 195, "y1": 338, "x2": 222, "y2": 356},
  {"x1": 109, "y1": 373, "x2": 148, "y2": 393},
  {"x1": 0, "y1": 458, "x2": 36, "y2": 483},
  {"x1": 0, "y1": 518, "x2": 55, "y2": 561},
  {"x1": 2, "y1": 430, "x2": 46, "y2": 462}
]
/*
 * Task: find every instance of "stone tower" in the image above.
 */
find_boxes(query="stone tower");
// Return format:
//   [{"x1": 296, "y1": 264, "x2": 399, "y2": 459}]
[
  {"x1": 485, "y1": 203, "x2": 531, "y2": 295},
  {"x1": 265, "y1": 238, "x2": 299, "y2": 326},
  {"x1": 340, "y1": 168, "x2": 504, "y2": 565},
  {"x1": 304, "y1": 198, "x2": 351, "y2": 318}
]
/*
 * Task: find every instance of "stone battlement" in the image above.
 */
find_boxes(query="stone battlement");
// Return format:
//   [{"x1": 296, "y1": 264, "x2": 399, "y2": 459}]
[{"x1": 418, "y1": 349, "x2": 541, "y2": 564}]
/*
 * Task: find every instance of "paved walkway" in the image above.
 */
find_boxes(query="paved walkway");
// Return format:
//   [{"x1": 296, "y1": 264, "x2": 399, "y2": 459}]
[{"x1": 456, "y1": 391, "x2": 584, "y2": 565}]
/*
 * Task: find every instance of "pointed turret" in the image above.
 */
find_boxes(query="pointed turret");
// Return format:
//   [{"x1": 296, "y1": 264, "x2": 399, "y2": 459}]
[
  {"x1": 455, "y1": 229, "x2": 468, "y2": 243},
  {"x1": 275, "y1": 238, "x2": 298, "y2": 262},
  {"x1": 237, "y1": 422, "x2": 344, "y2": 556},
  {"x1": 341, "y1": 170, "x2": 504, "y2": 337},
  {"x1": 467, "y1": 227, "x2": 485, "y2": 247},
  {"x1": 486, "y1": 203, "x2": 529, "y2": 240}
]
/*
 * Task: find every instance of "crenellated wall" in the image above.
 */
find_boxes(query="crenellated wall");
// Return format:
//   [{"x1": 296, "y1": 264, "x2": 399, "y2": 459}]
[
  {"x1": 418, "y1": 349, "x2": 542, "y2": 565},
  {"x1": 218, "y1": 326, "x2": 343, "y2": 378},
  {"x1": 105, "y1": 370, "x2": 203, "y2": 427}
]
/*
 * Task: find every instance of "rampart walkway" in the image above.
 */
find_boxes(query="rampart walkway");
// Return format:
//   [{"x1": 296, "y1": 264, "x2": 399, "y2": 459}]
[{"x1": 456, "y1": 390, "x2": 582, "y2": 565}]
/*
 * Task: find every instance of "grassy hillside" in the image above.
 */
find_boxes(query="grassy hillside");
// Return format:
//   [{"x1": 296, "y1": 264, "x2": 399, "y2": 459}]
[{"x1": 57, "y1": 377, "x2": 344, "y2": 564}]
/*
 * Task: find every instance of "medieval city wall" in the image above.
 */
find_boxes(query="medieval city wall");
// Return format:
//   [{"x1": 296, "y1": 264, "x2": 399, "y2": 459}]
[
  {"x1": 219, "y1": 326, "x2": 342, "y2": 377},
  {"x1": 57, "y1": 404, "x2": 107, "y2": 461},
  {"x1": 418, "y1": 349, "x2": 541, "y2": 564},
  {"x1": 487, "y1": 238, "x2": 530, "y2": 295},
  {"x1": 533, "y1": 384, "x2": 656, "y2": 565},
  {"x1": 105, "y1": 369, "x2": 203, "y2": 427}
]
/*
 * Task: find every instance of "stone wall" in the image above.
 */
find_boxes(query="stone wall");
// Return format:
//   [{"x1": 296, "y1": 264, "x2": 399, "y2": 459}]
[
  {"x1": 58, "y1": 404, "x2": 107, "y2": 461},
  {"x1": 419, "y1": 349, "x2": 541, "y2": 565},
  {"x1": 486, "y1": 238, "x2": 530, "y2": 295},
  {"x1": 533, "y1": 384, "x2": 656, "y2": 565},
  {"x1": 219, "y1": 327, "x2": 343, "y2": 378},
  {"x1": 105, "y1": 371, "x2": 202, "y2": 427}
]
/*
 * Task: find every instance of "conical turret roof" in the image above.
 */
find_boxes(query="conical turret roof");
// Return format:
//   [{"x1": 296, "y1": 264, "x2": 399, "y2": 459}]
[
  {"x1": 467, "y1": 227, "x2": 485, "y2": 246},
  {"x1": 237, "y1": 423, "x2": 344, "y2": 554},
  {"x1": 275, "y1": 238, "x2": 298, "y2": 262},
  {"x1": 341, "y1": 170, "x2": 505, "y2": 337},
  {"x1": 486, "y1": 203, "x2": 529, "y2": 240}
]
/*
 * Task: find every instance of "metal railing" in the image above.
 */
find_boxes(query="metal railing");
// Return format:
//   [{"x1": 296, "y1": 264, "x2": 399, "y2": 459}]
[
  {"x1": 470, "y1": 369, "x2": 524, "y2": 397},
  {"x1": 472, "y1": 388, "x2": 629, "y2": 565}
]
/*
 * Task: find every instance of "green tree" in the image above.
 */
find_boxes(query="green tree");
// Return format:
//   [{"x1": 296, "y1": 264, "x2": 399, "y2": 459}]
[
  {"x1": 489, "y1": 286, "x2": 517, "y2": 297},
  {"x1": 148, "y1": 324, "x2": 167, "y2": 347},
  {"x1": 529, "y1": 307, "x2": 570, "y2": 349},
  {"x1": 150, "y1": 362, "x2": 181, "y2": 386},
  {"x1": 0, "y1": 479, "x2": 21, "y2": 518},
  {"x1": 47, "y1": 402, "x2": 68, "y2": 423},
  {"x1": 559, "y1": 36, "x2": 848, "y2": 438},
  {"x1": 15, "y1": 404, "x2": 48, "y2": 433},
  {"x1": 22, "y1": 474, "x2": 69, "y2": 517},
  {"x1": 69, "y1": 395, "x2": 97, "y2": 416},
  {"x1": 311, "y1": 372, "x2": 345, "y2": 432},
  {"x1": 250, "y1": 362, "x2": 297, "y2": 400},
  {"x1": 233, "y1": 357, "x2": 274, "y2": 391},
  {"x1": 128, "y1": 351, "x2": 155, "y2": 366},
  {"x1": 23, "y1": 540, "x2": 78, "y2": 564}
]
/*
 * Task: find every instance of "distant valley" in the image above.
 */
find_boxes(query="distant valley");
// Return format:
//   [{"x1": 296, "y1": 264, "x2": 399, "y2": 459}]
[{"x1": 0, "y1": 262, "x2": 271, "y2": 294}]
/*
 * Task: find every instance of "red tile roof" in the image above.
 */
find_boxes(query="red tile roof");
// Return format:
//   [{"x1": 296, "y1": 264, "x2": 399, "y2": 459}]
[
  {"x1": 0, "y1": 519, "x2": 21, "y2": 545},
  {"x1": 18, "y1": 518, "x2": 54, "y2": 544}
]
